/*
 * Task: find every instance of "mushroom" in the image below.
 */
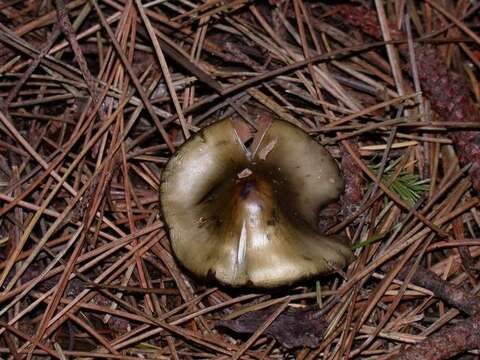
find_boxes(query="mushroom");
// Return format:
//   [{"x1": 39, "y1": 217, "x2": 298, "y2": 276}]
[{"x1": 160, "y1": 118, "x2": 353, "y2": 288}]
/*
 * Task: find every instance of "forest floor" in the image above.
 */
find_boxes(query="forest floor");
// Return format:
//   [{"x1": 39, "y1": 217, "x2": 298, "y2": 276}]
[{"x1": 0, "y1": 0, "x2": 480, "y2": 359}]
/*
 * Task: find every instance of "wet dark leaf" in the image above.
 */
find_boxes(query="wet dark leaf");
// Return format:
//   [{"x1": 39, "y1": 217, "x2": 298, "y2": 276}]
[{"x1": 217, "y1": 307, "x2": 328, "y2": 349}]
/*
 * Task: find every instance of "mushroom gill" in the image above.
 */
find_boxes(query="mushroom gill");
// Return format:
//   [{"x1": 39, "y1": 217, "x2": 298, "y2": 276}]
[{"x1": 160, "y1": 118, "x2": 353, "y2": 288}]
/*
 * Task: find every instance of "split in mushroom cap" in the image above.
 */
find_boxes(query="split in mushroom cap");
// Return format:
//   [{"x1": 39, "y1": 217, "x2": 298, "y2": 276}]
[{"x1": 160, "y1": 118, "x2": 353, "y2": 288}]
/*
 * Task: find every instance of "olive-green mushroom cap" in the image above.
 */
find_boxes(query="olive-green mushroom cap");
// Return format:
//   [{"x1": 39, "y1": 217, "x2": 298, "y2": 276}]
[{"x1": 160, "y1": 119, "x2": 353, "y2": 288}]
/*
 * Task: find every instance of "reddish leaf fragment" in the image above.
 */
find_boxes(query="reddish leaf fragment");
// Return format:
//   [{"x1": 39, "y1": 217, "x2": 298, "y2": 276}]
[{"x1": 334, "y1": 4, "x2": 401, "y2": 40}]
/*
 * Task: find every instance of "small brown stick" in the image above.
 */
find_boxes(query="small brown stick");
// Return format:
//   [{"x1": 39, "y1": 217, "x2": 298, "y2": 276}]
[
  {"x1": 394, "y1": 261, "x2": 480, "y2": 316},
  {"x1": 390, "y1": 311, "x2": 480, "y2": 360},
  {"x1": 382, "y1": 255, "x2": 480, "y2": 359}
]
